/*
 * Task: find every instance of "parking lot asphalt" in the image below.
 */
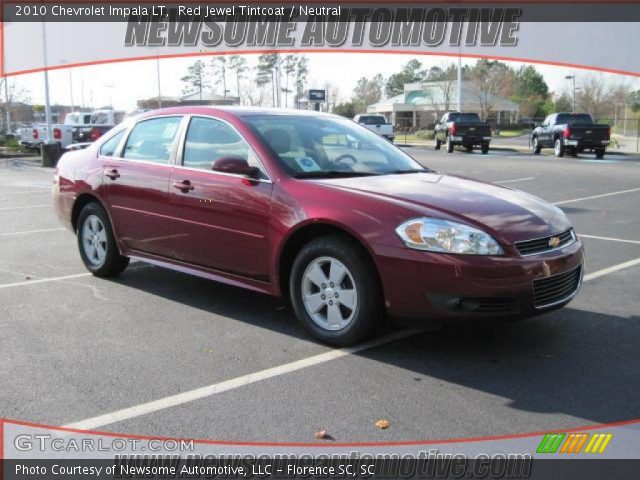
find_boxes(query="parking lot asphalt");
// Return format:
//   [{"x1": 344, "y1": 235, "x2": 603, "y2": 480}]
[{"x1": 0, "y1": 148, "x2": 639, "y2": 443}]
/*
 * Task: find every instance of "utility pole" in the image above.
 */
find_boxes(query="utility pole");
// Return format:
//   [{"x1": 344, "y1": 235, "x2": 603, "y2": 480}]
[
  {"x1": 565, "y1": 75, "x2": 576, "y2": 113},
  {"x1": 69, "y1": 69, "x2": 74, "y2": 113},
  {"x1": 4, "y1": 77, "x2": 11, "y2": 134},
  {"x1": 156, "y1": 53, "x2": 162, "y2": 109},
  {"x1": 456, "y1": 54, "x2": 462, "y2": 112},
  {"x1": 41, "y1": 21, "x2": 53, "y2": 144}
]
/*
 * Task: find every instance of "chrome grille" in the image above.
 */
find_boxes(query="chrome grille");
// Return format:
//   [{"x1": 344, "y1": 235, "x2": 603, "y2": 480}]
[
  {"x1": 515, "y1": 229, "x2": 575, "y2": 256},
  {"x1": 533, "y1": 265, "x2": 582, "y2": 308}
]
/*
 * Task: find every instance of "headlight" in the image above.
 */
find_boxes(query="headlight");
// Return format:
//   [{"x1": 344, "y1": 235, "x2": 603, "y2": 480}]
[{"x1": 395, "y1": 218, "x2": 504, "y2": 255}]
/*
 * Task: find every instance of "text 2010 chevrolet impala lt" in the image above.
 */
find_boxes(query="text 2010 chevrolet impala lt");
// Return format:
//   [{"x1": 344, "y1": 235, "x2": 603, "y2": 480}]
[{"x1": 53, "y1": 107, "x2": 584, "y2": 346}]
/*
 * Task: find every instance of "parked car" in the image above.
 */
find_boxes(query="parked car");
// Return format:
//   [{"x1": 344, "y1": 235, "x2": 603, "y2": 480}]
[
  {"x1": 53, "y1": 107, "x2": 584, "y2": 346},
  {"x1": 74, "y1": 109, "x2": 126, "y2": 143},
  {"x1": 531, "y1": 113, "x2": 610, "y2": 158},
  {"x1": 23, "y1": 111, "x2": 95, "y2": 151},
  {"x1": 434, "y1": 112, "x2": 492, "y2": 154},
  {"x1": 353, "y1": 114, "x2": 395, "y2": 142}
]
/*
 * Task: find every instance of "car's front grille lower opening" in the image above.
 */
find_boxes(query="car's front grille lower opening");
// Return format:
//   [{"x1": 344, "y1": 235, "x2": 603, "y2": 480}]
[
  {"x1": 515, "y1": 229, "x2": 575, "y2": 256},
  {"x1": 533, "y1": 265, "x2": 582, "y2": 308}
]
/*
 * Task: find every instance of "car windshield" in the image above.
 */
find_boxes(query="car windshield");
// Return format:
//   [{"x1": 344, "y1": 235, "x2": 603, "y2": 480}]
[
  {"x1": 448, "y1": 113, "x2": 481, "y2": 123},
  {"x1": 556, "y1": 113, "x2": 594, "y2": 125},
  {"x1": 244, "y1": 115, "x2": 427, "y2": 178}
]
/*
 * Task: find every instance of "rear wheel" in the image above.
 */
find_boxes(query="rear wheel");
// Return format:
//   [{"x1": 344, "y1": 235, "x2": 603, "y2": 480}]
[
  {"x1": 446, "y1": 136, "x2": 454, "y2": 153},
  {"x1": 465, "y1": 145, "x2": 474, "y2": 153},
  {"x1": 77, "y1": 202, "x2": 129, "y2": 277},
  {"x1": 481, "y1": 145, "x2": 489, "y2": 154},
  {"x1": 289, "y1": 235, "x2": 382, "y2": 347},
  {"x1": 595, "y1": 149, "x2": 605, "y2": 159},
  {"x1": 554, "y1": 138, "x2": 565, "y2": 157},
  {"x1": 532, "y1": 137, "x2": 542, "y2": 154},
  {"x1": 434, "y1": 135, "x2": 441, "y2": 150}
]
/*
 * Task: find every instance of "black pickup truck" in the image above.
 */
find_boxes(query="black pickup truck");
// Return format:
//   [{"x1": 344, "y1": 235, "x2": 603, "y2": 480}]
[
  {"x1": 434, "y1": 112, "x2": 492, "y2": 154},
  {"x1": 531, "y1": 113, "x2": 610, "y2": 158}
]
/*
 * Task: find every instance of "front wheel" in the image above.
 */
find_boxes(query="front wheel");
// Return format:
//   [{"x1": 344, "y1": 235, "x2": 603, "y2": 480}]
[
  {"x1": 532, "y1": 137, "x2": 542, "y2": 154},
  {"x1": 77, "y1": 202, "x2": 129, "y2": 277},
  {"x1": 289, "y1": 236, "x2": 383, "y2": 347}
]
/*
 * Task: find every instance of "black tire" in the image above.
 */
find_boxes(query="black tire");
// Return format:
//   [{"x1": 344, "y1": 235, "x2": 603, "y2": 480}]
[
  {"x1": 446, "y1": 136, "x2": 454, "y2": 153},
  {"x1": 77, "y1": 202, "x2": 129, "y2": 277},
  {"x1": 595, "y1": 149, "x2": 605, "y2": 159},
  {"x1": 289, "y1": 235, "x2": 383, "y2": 347},
  {"x1": 554, "y1": 138, "x2": 565, "y2": 158},
  {"x1": 570, "y1": 148, "x2": 578, "y2": 157},
  {"x1": 532, "y1": 136, "x2": 542, "y2": 154},
  {"x1": 481, "y1": 145, "x2": 489, "y2": 154},
  {"x1": 434, "y1": 135, "x2": 441, "y2": 150},
  {"x1": 465, "y1": 145, "x2": 474, "y2": 153}
]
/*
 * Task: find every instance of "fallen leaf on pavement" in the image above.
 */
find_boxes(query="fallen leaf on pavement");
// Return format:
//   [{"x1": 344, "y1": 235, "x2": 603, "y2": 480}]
[{"x1": 375, "y1": 419, "x2": 390, "y2": 429}]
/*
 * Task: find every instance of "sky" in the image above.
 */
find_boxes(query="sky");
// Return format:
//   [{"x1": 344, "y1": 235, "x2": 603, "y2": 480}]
[{"x1": 7, "y1": 53, "x2": 639, "y2": 112}]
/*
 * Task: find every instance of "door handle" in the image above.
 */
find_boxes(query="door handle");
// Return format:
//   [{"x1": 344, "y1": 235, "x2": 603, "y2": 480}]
[
  {"x1": 173, "y1": 180, "x2": 195, "y2": 192},
  {"x1": 105, "y1": 169, "x2": 120, "y2": 180}
]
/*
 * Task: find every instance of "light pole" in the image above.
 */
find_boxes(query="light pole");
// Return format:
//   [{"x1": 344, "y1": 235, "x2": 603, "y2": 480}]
[
  {"x1": 156, "y1": 51, "x2": 162, "y2": 109},
  {"x1": 565, "y1": 75, "x2": 576, "y2": 113}
]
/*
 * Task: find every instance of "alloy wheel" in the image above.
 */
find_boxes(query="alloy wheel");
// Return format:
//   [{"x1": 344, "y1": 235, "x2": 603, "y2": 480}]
[
  {"x1": 82, "y1": 214, "x2": 108, "y2": 267},
  {"x1": 301, "y1": 256, "x2": 358, "y2": 331}
]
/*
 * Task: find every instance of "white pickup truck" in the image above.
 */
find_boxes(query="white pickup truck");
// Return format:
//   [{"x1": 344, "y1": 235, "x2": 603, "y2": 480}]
[
  {"x1": 353, "y1": 114, "x2": 395, "y2": 142},
  {"x1": 25, "y1": 111, "x2": 93, "y2": 151}
]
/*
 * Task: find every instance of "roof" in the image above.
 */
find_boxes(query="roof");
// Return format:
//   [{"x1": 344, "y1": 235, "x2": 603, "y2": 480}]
[
  {"x1": 134, "y1": 106, "x2": 337, "y2": 120},
  {"x1": 180, "y1": 91, "x2": 240, "y2": 102}
]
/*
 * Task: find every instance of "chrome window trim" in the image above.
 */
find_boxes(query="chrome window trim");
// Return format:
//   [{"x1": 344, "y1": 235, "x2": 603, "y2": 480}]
[
  {"x1": 515, "y1": 229, "x2": 577, "y2": 257},
  {"x1": 175, "y1": 114, "x2": 273, "y2": 183},
  {"x1": 116, "y1": 114, "x2": 185, "y2": 166}
]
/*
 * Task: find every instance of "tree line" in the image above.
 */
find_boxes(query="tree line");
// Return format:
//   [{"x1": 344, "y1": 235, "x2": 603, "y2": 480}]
[{"x1": 332, "y1": 58, "x2": 639, "y2": 122}]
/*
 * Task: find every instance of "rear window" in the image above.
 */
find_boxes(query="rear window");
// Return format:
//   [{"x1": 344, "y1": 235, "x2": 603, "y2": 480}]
[
  {"x1": 357, "y1": 115, "x2": 387, "y2": 125},
  {"x1": 449, "y1": 113, "x2": 481, "y2": 123},
  {"x1": 556, "y1": 113, "x2": 594, "y2": 125}
]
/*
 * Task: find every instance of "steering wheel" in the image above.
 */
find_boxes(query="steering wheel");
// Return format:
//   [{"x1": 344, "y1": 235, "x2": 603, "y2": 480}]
[{"x1": 333, "y1": 154, "x2": 357, "y2": 166}]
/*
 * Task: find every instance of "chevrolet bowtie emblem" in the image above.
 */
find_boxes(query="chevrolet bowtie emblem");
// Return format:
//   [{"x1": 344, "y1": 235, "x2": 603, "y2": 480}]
[{"x1": 549, "y1": 236, "x2": 561, "y2": 248}]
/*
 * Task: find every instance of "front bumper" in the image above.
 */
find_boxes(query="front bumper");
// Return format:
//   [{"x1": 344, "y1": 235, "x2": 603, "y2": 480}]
[{"x1": 372, "y1": 238, "x2": 584, "y2": 321}]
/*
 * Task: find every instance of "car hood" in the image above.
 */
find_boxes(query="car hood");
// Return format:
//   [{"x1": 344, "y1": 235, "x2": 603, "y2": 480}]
[{"x1": 313, "y1": 173, "x2": 571, "y2": 244}]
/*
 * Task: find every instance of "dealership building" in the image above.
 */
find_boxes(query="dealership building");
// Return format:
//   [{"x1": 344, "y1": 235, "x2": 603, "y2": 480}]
[{"x1": 367, "y1": 81, "x2": 520, "y2": 129}]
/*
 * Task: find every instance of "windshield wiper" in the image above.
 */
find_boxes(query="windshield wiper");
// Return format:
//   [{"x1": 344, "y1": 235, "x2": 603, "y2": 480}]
[
  {"x1": 384, "y1": 168, "x2": 431, "y2": 175},
  {"x1": 294, "y1": 171, "x2": 381, "y2": 179}
]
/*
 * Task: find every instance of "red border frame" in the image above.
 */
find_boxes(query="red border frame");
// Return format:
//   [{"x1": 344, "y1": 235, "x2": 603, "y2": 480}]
[{"x1": 2, "y1": 417, "x2": 639, "y2": 448}]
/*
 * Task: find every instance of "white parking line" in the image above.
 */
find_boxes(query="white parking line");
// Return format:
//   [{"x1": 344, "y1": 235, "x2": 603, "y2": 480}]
[
  {"x1": 0, "y1": 272, "x2": 92, "y2": 289},
  {"x1": 0, "y1": 227, "x2": 65, "y2": 237},
  {"x1": 60, "y1": 256, "x2": 640, "y2": 431},
  {"x1": 0, "y1": 204, "x2": 51, "y2": 211},
  {"x1": 583, "y1": 257, "x2": 640, "y2": 282},
  {"x1": 0, "y1": 189, "x2": 51, "y2": 195},
  {"x1": 553, "y1": 187, "x2": 640, "y2": 206},
  {"x1": 579, "y1": 234, "x2": 640, "y2": 246},
  {"x1": 493, "y1": 177, "x2": 536, "y2": 184},
  {"x1": 62, "y1": 328, "x2": 421, "y2": 431}
]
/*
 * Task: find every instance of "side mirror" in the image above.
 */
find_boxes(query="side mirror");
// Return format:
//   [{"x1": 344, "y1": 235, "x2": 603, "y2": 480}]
[{"x1": 212, "y1": 157, "x2": 260, "y2": 178}]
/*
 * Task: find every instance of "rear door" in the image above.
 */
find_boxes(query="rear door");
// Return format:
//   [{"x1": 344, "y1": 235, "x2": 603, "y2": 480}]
[
  {"x1": 168, "y1": 116, "x2": 272, "y2": 281},
  {"x1": 102, "y1": 115, "x2": 184, "y2": 257}
]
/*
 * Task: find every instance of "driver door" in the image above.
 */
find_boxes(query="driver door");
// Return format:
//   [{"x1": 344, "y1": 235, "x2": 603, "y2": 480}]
[{"x1": 168, "y1": 116, "x2": 272, "y2": 281}]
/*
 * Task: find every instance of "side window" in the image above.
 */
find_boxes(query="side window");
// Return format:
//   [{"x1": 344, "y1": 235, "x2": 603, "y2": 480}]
[
  {"x1": 123, "y1": 117, "x2": 182, "y2": 163},
  {"x1": 99, "y1": 130, "x2": 125, "y2": 157},
  {"x1": 183, "y1": 117, "x2": 266, "y2": 177}
]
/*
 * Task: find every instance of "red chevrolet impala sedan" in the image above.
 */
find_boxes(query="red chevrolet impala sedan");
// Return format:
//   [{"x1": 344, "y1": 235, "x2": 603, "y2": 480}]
[{"x1": 53, "y1": 107, "x2": 584, "y2": 346}]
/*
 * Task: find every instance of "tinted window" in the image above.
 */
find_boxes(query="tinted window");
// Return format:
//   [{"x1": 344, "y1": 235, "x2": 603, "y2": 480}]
[
  {"x1": 123, "y1": 117, "x2": 181, "y2": 163},
  {"x1": 448, "y1": 113, "x2": 481, "y2": 123},
  {"x1": 183, "y1": 117, "x2": 265, "y2": 176},
  {"x1": 357, "y1": 115, "x2": 386, "y2": 125},
  {"x1": 99, "y1": 130, "x2": 125, "y2": 157},
  {"x1": 556, "y1": 113, "x2": 594, "y2": 125}
]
